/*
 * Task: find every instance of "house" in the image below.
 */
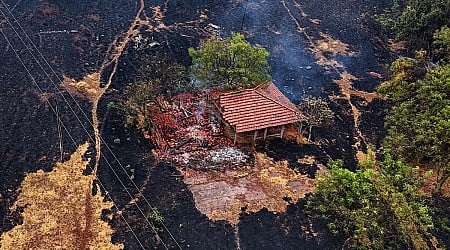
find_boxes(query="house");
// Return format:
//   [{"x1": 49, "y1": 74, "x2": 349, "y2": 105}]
[{"x1": 210, "y1": 82, "x2": 306, "y2": 144}]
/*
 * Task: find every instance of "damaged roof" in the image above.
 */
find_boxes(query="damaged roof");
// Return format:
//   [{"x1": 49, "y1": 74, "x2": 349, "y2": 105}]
[{"x1": 219, "y1": 82, "x2": 306, "y2": 133}]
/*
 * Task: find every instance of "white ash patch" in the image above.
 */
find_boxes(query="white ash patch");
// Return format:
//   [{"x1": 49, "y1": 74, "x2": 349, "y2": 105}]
[{"x1": 206, "y1": 147, "x2": 249, "y2": 164}]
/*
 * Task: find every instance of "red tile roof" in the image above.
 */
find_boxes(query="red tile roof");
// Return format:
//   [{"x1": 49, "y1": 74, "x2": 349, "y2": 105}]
[{"x1": 219, "y1": 82, "x2": 306, "y2": 133}]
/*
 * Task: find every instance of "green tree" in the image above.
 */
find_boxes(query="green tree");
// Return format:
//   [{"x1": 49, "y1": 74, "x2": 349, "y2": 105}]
[
  {"x1": 308, "y1": 150, "x2": 433, "y2": 249},
  {"x1": 377, "y1": 51, "x2": 428, "y2": 102},
  {"x1": 297, "y1": 96, "x2": 334, "y2": 141},
  {"x1": 380, "y1": 62, "x2": 450, "y2": 195},
  {"x1": 433, "y1": 25, "x2": 450, "y2": 61},
  {"x1": 134, "y1": 54, "x2": 192, "y2": 96},
  {"x1": 116, "y1": 54, "x2": 191, "y2": 131},
  {"x1": 380, "y1": 0, "x2": 450, "y2": 49},
  {"x1": 188, "y1": 33, "x2": 271, "y2": 89}
]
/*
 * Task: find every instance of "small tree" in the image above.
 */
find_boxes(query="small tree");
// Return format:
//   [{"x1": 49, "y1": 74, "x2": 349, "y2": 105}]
[
  {"x1": 188, "y1": 33, "x2": 271, "y2": 89},
  {"x1": 116, "y1": 54, "x2": 191, "y2": 131},
  {"x1": 135, "y1": 54, "x2": 191, "y2": 96},
  {"x1": 119, "y1": 79, "x2": 161, "y2": 130},
  {"x1": 297, "y1": 96, "x2": 334, "y2": 141}
]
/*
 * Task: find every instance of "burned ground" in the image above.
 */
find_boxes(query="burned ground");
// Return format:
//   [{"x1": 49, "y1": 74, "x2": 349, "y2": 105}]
[
  {"x1": 256, "y1": 139, "x2": 327, "y2": 178},
  {"x1": 238, "y1": 198, "x2": 342, "y2": 250},
  {"x1": 351, "y1": 95, "x2": 386, "y2": 148},
  {"x1": 98, "y1": 108, "x2": 237, "y2": 249},
  {"x1": 1, "y1": 0, "x2": 401, "y2": 249}
]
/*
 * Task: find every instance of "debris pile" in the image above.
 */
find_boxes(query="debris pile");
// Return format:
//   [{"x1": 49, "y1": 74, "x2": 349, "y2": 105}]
[
  {"x1": 149, "y1": 92, "x2": 248, "y2": 169},
  {"x1": 179, "y1": 146, "x2": 250, "y2": 170},
  {"x1": 206, "y1": 147, "x2": 249, "y2": 165}
]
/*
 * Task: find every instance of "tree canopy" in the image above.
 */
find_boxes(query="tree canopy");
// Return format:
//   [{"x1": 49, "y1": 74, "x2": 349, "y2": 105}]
[
  {"x1": 433, "y1": 25, "x2": 450, "y2": 62},
  {"x1": 379, "y1": 61, "x2": 450, "y2": 194},
  {"x1": 378, "y1": 0, "x2": 450, "y2": 49},
  {"x1": 116, "y1": 54, "x2": 190, "y2": 130},
  {"x1": 308, "y1": 150, "x2": 433, "y2": 249},
  {"x1": 188, "y1": 33, "x2": 271, "y2": 89}
]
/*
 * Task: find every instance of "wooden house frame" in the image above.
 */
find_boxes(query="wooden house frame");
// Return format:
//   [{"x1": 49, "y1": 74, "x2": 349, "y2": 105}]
[{"x1": 209, "y1": 82, "x2": 306, "y2": 144}]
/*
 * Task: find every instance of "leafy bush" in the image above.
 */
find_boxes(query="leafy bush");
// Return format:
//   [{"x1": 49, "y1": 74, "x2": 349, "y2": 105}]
[{"x1": 308, "y1": 150, "x2": 433, "y2": 249}]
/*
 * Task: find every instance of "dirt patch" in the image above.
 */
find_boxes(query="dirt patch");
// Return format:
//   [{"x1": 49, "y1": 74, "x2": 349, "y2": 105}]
[
  {"x1": 61, "y1": 73, "x2": 101, "y2": 102},
  {"x1": 0, "y1": 143, "x2": 121, "y2": 249},
  {"x1": 181, "y1": 153, "x2": 327, "y2": 225},
  {"x1": 421, "y1": 168, "x2": 450, "y2": 198},
  {"x1": 332, "y1": 71, "x2": 379, "y2": 103},
  {"x1": 312, "y1": 32, "x2": 356, "y2": 69}
]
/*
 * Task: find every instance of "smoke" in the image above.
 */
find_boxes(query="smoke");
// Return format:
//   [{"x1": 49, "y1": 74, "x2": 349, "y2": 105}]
[
  {"x1": 217, "y1": 0, "x2": 334, "y2": 103},
  {"x1": 195, "y1": 99, "x2": 206, "y2": 125}
]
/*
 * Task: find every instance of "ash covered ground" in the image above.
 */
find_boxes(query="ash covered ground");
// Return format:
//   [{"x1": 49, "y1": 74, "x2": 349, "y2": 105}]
[{"x1": 1, "y1": 0, "x2": 391, "y2": 249}]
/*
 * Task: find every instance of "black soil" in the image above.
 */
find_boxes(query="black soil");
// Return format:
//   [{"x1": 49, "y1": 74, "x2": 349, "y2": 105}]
[
  {"x1": 238, "y1": 198, "x2": 342, "y2": 250},
  {"x1": 98, "y1": 109, "x2": 236, "y2": 249}
]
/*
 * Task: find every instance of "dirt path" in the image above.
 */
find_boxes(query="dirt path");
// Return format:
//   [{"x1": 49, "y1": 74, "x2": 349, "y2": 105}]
[{"x1": 90, "y1": 0, "x2": 146, "y2": 175}]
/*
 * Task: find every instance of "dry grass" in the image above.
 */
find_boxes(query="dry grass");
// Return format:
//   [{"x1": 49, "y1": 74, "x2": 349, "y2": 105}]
[
  {"x1": 61, "y1": 73, "x2": 101, "y2": 103},
  {"x1": 0, "y1": 143, "x2": 122, "y2": 250},
  {"x1": 311, "y1": 32, "x2": 356, "y2": 69},
  {"x1": 387, "y1": 39, "x2": 406, "y2": 53},
  {"x1": 333, "y1": 71, "x2": 379, "y2": 103}
]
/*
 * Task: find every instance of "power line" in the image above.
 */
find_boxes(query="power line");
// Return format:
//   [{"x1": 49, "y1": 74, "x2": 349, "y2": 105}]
[
  {"x1": 0, "y1": 2, "x2": 183, "y2": 248},
  {"x1": 0, "y1": 27, "x2": 146, "y2": 250},
  {"x1": 0, "y1": 2, "x2": 181, "y2": 249},
  {"x1": 54, "y1": 98, "x2": 64, "y2": 162},
  {"x1": 0, "y1": 6, "x2": 168, "y2": 248}
]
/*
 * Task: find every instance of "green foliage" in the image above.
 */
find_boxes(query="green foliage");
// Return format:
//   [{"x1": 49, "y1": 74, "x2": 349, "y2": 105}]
[
  {"x1": 146, "y1": 208, "x2": 165, "y2": 233},
  {"x1": 147, "y1": 209, "x2": 165, "y2": 223},
  {"x1": 433, "y1": 26, "x2": 450, "y2": 61},
  {"x1": 380, "y1": 0, "x2": 450, "y2": 48},
  {"x1": 309, "y1": 150, "x2": 433, "y2": 249},
  {"x1": 380, "y1": 61, "x2": 450, "y2": 194},
  {"x1": 120, "y1": 79, "x2": 161, "y2": 129},
  {"x1": 188, "y1": 33, "x2": 271, "y2": 89},
  {"x1": 377, "y1": 51, "x2": 427, "y2": 101},
  {"x1": 106, "y1": 101, "x2": 117, "y2": 110},
  {"x1": 135, "y1": 54, "x2": 192, "y2": 96},
  {"x1": 431, "y1": 199, "x2": 450, "y2": 245},
  {"x1": 117, "y1": 54, "x2": 190, "y2": 130}
]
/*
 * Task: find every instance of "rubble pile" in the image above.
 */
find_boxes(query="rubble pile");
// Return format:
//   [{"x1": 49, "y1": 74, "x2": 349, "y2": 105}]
[
  {"x1": 149, "y1": 92, "x2": 248, "y2": 169},
  {"x1": 206, "y1": 147, "x2": 249, "y2": 165}
]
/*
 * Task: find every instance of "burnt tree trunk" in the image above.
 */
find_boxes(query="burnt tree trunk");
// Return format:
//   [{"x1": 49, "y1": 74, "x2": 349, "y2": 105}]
[{"x1": 434, "y1": 170, "x2": 450, "y2": 196}]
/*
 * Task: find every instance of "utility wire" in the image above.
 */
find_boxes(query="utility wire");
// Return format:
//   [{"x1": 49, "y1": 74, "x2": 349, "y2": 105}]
[
  {"x1": 0, "y1": 1, "x2": 183, "y2": 248},
  {"x1": 54, "y1": 98, "x2": 64, "y2": 162},
  {"x1": 0, "y1": 27, "x2": 146, "y2": 250},
  {"x1": 0, "y1": 7, "x2": 168, "y2": 248},
  {"x1": 0, "y1": 2, "x2": 181, "y2": 249}
]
